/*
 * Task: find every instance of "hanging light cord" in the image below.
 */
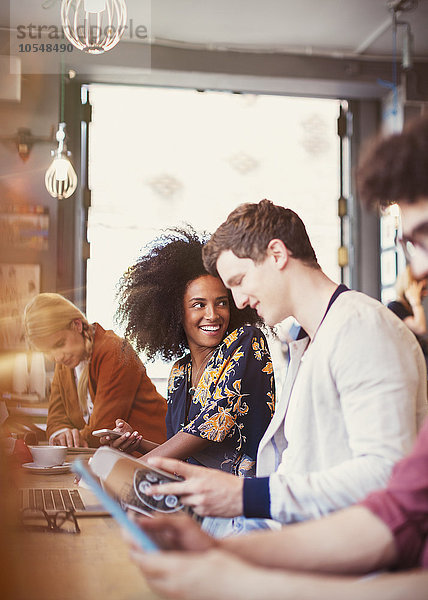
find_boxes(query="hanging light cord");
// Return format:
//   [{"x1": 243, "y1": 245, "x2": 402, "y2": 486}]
[
  {"x1": 60, "y1": 55, "x2": 65, "y2": 124},
  {"x1": 392, "y1": 11, "x2": 399, "y2": 118}
]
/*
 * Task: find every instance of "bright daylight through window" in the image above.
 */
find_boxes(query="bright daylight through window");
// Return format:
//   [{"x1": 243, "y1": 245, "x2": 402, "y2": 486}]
[{"x1": 87, "y1": 85, "x2": 341, "y2": 393}]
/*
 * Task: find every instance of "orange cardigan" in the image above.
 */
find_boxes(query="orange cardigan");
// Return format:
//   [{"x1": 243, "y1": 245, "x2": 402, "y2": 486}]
[{"x1": 46, "y1": 323, "x2": 167, "y2": 447}]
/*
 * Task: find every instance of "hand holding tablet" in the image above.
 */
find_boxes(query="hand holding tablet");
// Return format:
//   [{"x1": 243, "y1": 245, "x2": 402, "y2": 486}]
[{"x1": 72, "y1": 460, "x2": 159, "y2": 553}]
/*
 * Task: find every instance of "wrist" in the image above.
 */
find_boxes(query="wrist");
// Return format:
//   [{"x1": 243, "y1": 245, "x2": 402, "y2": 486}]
[{"x1": 234, "y1": 477, "x2": 244, "y2": 515}]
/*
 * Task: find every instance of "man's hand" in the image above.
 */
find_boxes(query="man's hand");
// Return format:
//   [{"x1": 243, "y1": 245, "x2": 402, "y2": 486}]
[
  {"x1": 144, "y1": 456, "x2": 244, "y2": 517},
  {"x1": 52, "y1": 428, "x2": 88, "y2": 448},
  {"x1": 134, "y1": 513, "x2": 216, "y2": 552},
  {"x1": 130, "y1": 544, "x2": 428, "y2": 600},
  {"x1": 130, "y1": 547, "x2": 270, "y2": 600}
]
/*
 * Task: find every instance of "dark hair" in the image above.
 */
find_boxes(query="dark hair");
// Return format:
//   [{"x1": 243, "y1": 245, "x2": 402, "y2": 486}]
[
  {"x1": 357, "y1": 115, "x2": 428, "y2": 209},
  {"x1": 203, "y1": 199, "x2": 319, "y2": 275},
  {"x1": 116, "y1": 225, "x2": 262, "y2": 361}
]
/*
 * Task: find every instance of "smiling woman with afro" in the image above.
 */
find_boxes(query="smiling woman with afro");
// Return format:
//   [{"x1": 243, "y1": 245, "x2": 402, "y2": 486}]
[{"x1": 116, "y1": 226, "x2": 262, "y2": 361}]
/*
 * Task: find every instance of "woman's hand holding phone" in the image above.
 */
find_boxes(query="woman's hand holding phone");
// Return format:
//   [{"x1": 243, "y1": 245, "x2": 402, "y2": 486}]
[{"x1": 97, "y1": 419, "x2": 143, "y2": 453}]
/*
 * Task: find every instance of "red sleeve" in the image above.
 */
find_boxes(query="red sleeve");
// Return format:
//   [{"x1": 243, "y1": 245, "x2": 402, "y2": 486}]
[{"x1": 360, "y1": 417, "x2": 428, "y2": 569}]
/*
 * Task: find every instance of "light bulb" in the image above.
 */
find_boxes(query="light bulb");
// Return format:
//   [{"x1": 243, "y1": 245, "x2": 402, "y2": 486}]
[
  {"x1": 45, "y1": 157, "x2": 77, "y2": 199},
  {"x1": 53, "y1": 157, "x2": 69, "y2": 181},
  {"x1": 61, "y1": 0, "x2": 127, "y2": 54},
  {"x1": 84, "y1": 0, "x2": 106, "y2": 12}
]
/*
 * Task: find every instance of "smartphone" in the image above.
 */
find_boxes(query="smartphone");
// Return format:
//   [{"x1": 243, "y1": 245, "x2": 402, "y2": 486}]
[
  {"x1": 72, "y1": 459, "x2": 159, "y2": 553},
  {"x1": 92, "y1": 428, "x2": 122, "y2": 440}
]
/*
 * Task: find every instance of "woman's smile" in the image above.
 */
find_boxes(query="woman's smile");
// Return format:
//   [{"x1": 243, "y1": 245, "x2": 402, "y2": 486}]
[{"x1": 200, "y1": 324, "x2": 222, "y2": 333}]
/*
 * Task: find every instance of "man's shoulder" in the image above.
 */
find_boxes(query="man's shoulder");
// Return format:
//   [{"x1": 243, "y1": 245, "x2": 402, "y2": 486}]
[
  {"x1": 336, "y1": 288, "x2": 379, "y2": 307},
  {"x1": 322, "y1": 290, "x2": 421, "y2": 344},
  {"x1": 329, "y1": 290, "x2": 397, "y2": 323}
]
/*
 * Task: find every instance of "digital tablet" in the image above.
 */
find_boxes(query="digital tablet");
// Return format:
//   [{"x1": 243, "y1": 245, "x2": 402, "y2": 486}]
[{"x1": 72, "y1": 460, "x2": 159, "y2": 553}]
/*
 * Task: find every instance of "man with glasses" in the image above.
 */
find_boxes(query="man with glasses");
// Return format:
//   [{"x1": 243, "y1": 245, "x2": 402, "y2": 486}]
[
  {"x1": 127, "y1": 116, "x2": 428, "y2": 599},
  {"x1": 358, "y1": 118, "x2": 428, "y2": 282},
  {"x1": 400, "y1": 223, "x2": 428, "y2": 274}
]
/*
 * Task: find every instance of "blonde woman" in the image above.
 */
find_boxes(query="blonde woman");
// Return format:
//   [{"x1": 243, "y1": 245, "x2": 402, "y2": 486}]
[
  {"x1": 24, "y1": 293, "x2": 167, "y2": 448},
  {"x1": 388, "y1": 266, "x2": 427, "y2": 336}
]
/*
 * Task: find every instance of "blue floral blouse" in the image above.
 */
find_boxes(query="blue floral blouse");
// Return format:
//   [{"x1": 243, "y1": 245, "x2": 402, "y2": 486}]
[{"x1": 166, "y1": 325, "x2": 275, "y2": 477}]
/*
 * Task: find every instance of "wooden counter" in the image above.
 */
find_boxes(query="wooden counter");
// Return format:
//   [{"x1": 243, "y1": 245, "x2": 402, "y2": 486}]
[{"x1": 13, "y1": 452, "x2": 161, "y2": 600}]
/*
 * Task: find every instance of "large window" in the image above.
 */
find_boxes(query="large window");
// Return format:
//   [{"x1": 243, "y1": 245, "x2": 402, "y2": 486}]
[{"x1": 87, "y1": 85, "x2": 341, "y2": 393}]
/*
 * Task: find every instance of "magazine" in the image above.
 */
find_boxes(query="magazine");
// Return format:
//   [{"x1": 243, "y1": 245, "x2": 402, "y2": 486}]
[
  {"x1": 73, "y1": 459, "x2": 160, "y2": 552},
  {"x1": 89, "y1": 446, "x2": 193, "y2": 518}
]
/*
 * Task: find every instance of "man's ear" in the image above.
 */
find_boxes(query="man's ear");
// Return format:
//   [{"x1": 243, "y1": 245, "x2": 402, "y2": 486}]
[
  {"x1": 72, "y1": 319, "x2": 83, "y2": 333},
  {"x1": 266, "y1": 239, "x2": 289, "y2": 270}
]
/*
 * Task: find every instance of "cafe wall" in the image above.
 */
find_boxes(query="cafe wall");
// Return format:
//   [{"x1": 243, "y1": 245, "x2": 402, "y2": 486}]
[
  {"x1": 0, "y1": 29, "x2": 62, "y2": 389},
  {"x1": 0, "y1": 48, "x2": 60, "y2": 292}
]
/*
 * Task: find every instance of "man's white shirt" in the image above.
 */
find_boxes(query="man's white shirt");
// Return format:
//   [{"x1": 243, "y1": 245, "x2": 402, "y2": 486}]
[{"x1": 256, "y1": 290, "x2": 428, "y2": 523}]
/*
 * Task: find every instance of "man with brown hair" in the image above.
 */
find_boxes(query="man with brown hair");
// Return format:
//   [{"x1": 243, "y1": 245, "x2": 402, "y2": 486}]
[
  {"x1": 144, "y1": 198, "x2": 426, "y2": 530},
  {"x1": 127, "y1": 115, "x2": 428, "y2": 600}
]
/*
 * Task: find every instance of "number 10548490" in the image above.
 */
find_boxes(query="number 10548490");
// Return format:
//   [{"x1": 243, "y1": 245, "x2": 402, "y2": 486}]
[{"x1": 18, "y1": 43, "x2": 74, "y2": 53}]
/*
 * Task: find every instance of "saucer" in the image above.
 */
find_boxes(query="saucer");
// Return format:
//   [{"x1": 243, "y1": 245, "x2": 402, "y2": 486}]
[{"x1": 22, "y1": 462, "x2": 71, "y2": 475}]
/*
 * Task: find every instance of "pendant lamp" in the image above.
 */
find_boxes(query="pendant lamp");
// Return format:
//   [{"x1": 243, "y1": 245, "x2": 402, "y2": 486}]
[
  {"x1": 61, "y1": 0, "x2": 127, "y2": 54},
  {"x1": 45, "y1": 123, "x2": 78, "y2": 200}
]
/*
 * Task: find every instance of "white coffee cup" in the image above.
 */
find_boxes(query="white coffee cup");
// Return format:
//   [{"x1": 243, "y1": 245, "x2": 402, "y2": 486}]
[{"x1": 29, "y1": 445, "x2": 67, "y2": 468}]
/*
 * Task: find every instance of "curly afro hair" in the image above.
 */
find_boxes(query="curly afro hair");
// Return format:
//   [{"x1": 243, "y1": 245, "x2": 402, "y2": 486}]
[{"x1": 116, "y1": 225, "x2": 263, "y2": 362}]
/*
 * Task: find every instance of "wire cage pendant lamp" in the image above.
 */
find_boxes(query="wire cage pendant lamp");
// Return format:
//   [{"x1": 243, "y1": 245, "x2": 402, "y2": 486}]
[
  {"x1": 45, "y1": 55, "x2": 77, "y2": 200},
  {"x1": 61, "y1": 0, "x2": 127, "y2": 54},
  {"x1": 45, "y1": 123, "x2": 78, "y2": 200}
]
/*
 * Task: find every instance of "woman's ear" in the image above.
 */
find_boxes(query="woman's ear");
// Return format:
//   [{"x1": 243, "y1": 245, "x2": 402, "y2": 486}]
[{"x1": 72, "y1": 319, "x2": 83, "y2": 333}]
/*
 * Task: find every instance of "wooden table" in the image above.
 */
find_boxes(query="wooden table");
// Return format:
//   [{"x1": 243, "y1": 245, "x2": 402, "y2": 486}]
[{"x1": 13, "y1": 451, "x2": 161, "y2": 600}]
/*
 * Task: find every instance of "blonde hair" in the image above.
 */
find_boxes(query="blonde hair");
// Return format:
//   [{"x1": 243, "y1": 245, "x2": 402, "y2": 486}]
[
  {"x1": 24, "y1": 293, "x2": 94, "y2": 412},
  {"x1": 395, "y1": 266, "x2": 414, "y2": 307}
]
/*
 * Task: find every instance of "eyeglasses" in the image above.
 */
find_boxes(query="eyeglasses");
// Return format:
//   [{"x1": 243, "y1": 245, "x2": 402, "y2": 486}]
[
  {"x1": 397, "y1": 235, "x2": 428, "y2": 263},
  {"x1": 20, "y1": 508, "x2": 80, "y2": 534}
]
